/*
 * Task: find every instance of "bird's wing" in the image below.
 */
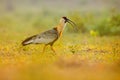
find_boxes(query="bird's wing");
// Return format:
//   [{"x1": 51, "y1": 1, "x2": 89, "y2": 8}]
[
  {"x1": 33, "y1": 29, "x2": 58, "y2": 44},
  {"x1": 22, "y1": 34, "x2": 37, "y2": 46}
]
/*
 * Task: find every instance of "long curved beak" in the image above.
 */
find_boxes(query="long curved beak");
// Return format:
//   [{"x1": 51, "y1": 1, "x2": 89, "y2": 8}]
[
  {"x1": 67, "y1": 19, "x2": 77, "y2": 27},
  {"x1": 67, "y1": 19, "x2": 78, "y2": 31}
]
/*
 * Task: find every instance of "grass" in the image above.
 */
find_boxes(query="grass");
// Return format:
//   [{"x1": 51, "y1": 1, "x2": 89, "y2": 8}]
[
  {"x1": 0, "y1": 31, "x2": 120, "y2": 80},
  {"x1": 0, "y1": 11, "x2": 120, "y2": 80}
]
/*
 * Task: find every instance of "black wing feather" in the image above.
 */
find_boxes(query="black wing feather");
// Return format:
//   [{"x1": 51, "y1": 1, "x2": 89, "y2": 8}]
[{"x1": 22, "y1": 35, "x2": 37, "y2": 46}]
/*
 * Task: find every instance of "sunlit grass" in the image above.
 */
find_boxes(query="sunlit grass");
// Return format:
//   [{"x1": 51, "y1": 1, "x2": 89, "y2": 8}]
[
  {"x1": 0, "y1": 31, "x2": 120, "y2": 80},
  {"x1": 0, "y1": 10, "x2": 120, "y2": 80}
]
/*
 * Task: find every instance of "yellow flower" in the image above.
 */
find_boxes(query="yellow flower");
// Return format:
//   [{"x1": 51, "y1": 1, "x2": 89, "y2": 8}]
[{"x1": 90, "y1": 30, "x2": 99, "y2": 37}]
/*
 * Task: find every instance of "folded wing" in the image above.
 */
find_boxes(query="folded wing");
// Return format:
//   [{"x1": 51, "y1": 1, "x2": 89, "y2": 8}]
[{"x1": 22, "y1": 29, "x2": 58, "y2": 46}]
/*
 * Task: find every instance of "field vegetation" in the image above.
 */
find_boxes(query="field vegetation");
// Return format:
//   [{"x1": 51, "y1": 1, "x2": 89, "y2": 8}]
[{"x1": 0, "y1": 0, "x2": 120, "y2": 80}]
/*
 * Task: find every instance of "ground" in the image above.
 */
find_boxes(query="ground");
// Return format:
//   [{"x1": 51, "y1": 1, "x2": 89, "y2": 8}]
[{"x1": 0, "y1": 32, "x2": 120, "y2": 80}]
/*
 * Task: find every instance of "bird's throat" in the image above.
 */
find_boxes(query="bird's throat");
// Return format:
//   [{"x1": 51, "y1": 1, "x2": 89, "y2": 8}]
[{"x1": 56, "y1": 23, "x2": 66, "y2": 36}]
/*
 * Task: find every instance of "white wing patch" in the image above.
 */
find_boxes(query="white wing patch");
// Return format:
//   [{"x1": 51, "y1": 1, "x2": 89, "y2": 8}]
[
  {"x1": 24, "y1": 39, "x2": 34, "y2": 44},
  {"x1": 33, "y1": 37, "x2": 56, "y2": 44}
]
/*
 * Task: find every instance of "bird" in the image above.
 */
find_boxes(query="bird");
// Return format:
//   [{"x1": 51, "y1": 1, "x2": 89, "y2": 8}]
[{"x1": 22, "y1": 16, "x2": 77, "y2": 53}]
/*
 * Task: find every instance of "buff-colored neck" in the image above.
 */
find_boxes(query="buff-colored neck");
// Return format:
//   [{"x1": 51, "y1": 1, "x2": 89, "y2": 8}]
[{"x1": 55, "y1": 18, "x2": 66, "y2": 36}]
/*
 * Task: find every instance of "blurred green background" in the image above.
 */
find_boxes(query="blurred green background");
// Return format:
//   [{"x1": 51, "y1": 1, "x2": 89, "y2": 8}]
[{"x1": 0, "y1": 0, "x2": 120, "y2": 37}]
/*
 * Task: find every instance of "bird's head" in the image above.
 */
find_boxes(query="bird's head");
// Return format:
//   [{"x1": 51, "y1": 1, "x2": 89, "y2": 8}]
[
  {"x1": 62, "y1": 16, "x2": 68, "y2": 23},
  {"x1": 61, "y1": 16, "x2": 77, "y2": 28}
]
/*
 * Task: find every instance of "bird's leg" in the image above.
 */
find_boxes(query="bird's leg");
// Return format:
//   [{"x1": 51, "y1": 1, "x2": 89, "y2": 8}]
[
  {"x1": 50, "y1": 45, "x2": 56, "y2": 55},
  {"x1": 42, "y1": 44, "x2": 47, "y2": 53}
]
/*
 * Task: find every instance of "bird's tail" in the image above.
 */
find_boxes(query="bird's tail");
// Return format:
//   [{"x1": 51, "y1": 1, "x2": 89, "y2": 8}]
[{"x1": 22, "y1": 35, "x2": 36, "y2": 46}]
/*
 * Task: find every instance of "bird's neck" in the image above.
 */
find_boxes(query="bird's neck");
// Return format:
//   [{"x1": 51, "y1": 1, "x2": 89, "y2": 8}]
[{"x1": 56, "y1": 22, "x2": 66, "y2": 36}]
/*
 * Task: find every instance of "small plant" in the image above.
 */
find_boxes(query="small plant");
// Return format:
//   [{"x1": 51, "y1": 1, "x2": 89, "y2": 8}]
[{"x1": 68, "y1": 45, "x2": 79, "y2": 54}]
